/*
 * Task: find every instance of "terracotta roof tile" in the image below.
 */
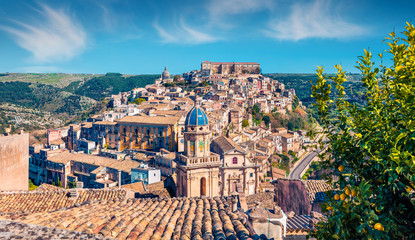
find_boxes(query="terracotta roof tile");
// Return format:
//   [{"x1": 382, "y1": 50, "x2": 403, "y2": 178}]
[
  {"x1": 2, "y1": 196, "x2": 256, "y2": 240},
  {"x1": 286, "y1": 215, "x2": 326, "y2": 234},
  {"x1": 301, "y1": 180, "x2": 333, "y2": 203},
  {"x1": 0, "y1": 189, "x2": 128, "y2": 216},
  {"x1": 212, "y1": 136, "x2": 245, "y2": 154}
]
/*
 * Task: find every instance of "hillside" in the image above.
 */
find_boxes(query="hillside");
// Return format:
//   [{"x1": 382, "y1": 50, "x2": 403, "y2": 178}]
[
  {"x1": 0, "y1": 73, "x2": 158, "y2": 134},
  {"x1": 63, "y1": 73, "x2": 159, "y2": 100},
  {"x1": 0, "y1": 73, "x2": 100, "y2": 88},
  {"x1": 264, "y1": 73, "x2": 366, "y2": 107}
]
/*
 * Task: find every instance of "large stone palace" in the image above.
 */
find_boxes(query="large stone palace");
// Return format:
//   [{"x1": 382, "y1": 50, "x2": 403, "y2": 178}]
[{"x1": 201, "y1": 61, "x2": 260, "y2": 75}]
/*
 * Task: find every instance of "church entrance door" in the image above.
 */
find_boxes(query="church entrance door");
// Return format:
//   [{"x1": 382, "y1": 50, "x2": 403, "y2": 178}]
[{"x1": 200, "y1": 177, "x2": 206, "y2": 196}]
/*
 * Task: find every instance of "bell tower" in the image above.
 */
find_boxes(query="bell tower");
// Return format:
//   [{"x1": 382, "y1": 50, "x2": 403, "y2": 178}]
[{"x1": 176, "y1": 100, "x2": 221, "y2": 197}]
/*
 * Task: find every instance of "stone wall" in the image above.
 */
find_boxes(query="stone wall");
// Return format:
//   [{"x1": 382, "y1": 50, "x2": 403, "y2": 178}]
[
  {"x1": 275, "y1": 179, "x2": 311, "y2": 215},
  {"x1": 0, "y1": 133, "x2": 29, "y2": 191}
]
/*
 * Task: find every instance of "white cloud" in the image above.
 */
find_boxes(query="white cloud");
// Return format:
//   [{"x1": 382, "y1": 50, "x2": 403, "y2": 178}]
[
  {"x1": 207, "y1": 0, "x2": 272, "y2": 17},
  {"x1": 265, "y1": 0, "x2": 366, "y2": 41},
  {"x1": 0, "y1": 4, "x2": 87, "y2": 63},
  {"x1": 154, "y1": 17, "x2": 219, "y2": 44},
  {"x1": 206, "y1": 0, "x2": 273, "y2": 28},
  {"x1": 97, "y1": 3, "x2": 118, "y2": 31}
]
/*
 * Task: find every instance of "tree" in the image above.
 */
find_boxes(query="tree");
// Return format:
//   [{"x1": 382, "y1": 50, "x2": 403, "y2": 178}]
[
  {"x1": 29, "y1": 179, "x2": 38, "y2": 191},
  {"x1": 133, "y1": 98, "x2": 146, "y2": 105},
  {"x1": 242, "y1": 119, "x2": 249, "y2": 128},
  {"x1": 292, "y1": 95, "x2": 300, "y2": 111},
  {"x1": 263, "y1": 115, "x2": 271, "y2": 126},
  {"x1": 252, "y1": 105, "x2": 260, "y2": 114},
  {"x1": 310, "y1": 23, "x2": 415, "y2": 239}
]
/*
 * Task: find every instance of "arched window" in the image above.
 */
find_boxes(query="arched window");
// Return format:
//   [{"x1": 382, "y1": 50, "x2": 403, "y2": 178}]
[{"x1": 232, "y1": 157, "x2": 238, "y2": 164}]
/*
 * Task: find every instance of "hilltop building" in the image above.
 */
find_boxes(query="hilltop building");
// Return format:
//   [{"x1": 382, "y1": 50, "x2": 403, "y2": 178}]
[
  {"x1": 201, "y1": 61, "x2": 260, "y2": 75},
  {"x1": 156, "y1": 66, "x2": 172, "y2": 84}
]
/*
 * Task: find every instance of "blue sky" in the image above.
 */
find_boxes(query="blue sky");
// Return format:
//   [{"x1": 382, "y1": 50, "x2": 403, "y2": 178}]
[{"x1": 0, "y1": 0, "x2": 413, "y2": 74}]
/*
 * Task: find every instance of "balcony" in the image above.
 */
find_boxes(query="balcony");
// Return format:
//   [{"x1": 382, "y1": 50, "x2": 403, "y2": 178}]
[{"x1": 178, "y1": 154, "x2": 221, "y2": 167}]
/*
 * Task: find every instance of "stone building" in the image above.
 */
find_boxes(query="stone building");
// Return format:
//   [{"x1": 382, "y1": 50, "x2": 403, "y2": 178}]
[
  {"x1": 155, "y1": 66, "x2": 172, "y2": 84},
  {"x1": 115, "y1": 115, "x2": 183, "y2": 152},
  {"x1": 176, "y1": 104, "x2": 222, "y2": 197},
  {"x1": 0, "y1": 133, "x2": 29, "y2": 191},
  {"x1": 211, "y1": 136, "x2": 260, "y2": 196},
  {"x1": 229, "y1": 108, "x2": 243, "y2": 132},
  {"x1": 45, "y1": 151, "x2": 141, "y2": 188},
  {"x1": 201, "y1": 61, "x2": 260, "y2": 75}
]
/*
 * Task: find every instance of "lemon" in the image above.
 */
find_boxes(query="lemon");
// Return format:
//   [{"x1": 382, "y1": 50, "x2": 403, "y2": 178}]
[{"x1": 340, "y1": 193, "x2": 347, "y2": 201}]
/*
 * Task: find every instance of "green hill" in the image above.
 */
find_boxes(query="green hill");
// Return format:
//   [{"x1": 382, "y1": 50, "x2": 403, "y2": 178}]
[{"x1": 0, "y1": 72, "x2": 158, "y2": 134}]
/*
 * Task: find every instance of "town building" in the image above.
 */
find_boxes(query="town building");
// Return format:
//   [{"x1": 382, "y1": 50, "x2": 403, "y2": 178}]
[
  {"x1": 35, "y1": 151, "x2": 141, "y2": 188},
  {"x1": 131, "y1": 164, "x2": 161, "y2": 185},
  {"x1": 115, "y1": 115, "x2": 183, "y2": 152},
  {"x1": 0, "y1": 132, "x2": 29, "y2": 191}
]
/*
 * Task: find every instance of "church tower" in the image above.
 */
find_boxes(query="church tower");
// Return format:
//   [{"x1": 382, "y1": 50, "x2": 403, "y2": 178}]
[{"x1": 176, "y1": 100, "x2": 221, "y2": 197}]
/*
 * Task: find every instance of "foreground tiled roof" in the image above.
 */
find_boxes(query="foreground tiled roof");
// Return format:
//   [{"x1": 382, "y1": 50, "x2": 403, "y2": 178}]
[
  {"x1": 34, "y1": 183, "x2": 61, "y2": 192},
  {"x1": 137, "y1": 181, "x2": 173, "y2": 198},
  {"x1": 0, "y1": 220, "x2": 109, "y2": 240},
  {"x1": 0, "y1": 189, "x2": 128, "y2": 216},
  {"x1": 286, "y1": 215, "x2": 327, "y2": 234},
  {"x1": 5, "y1": 197, "x2": 255, "y2": 240},
  {"x1": 301, "y1": 180, "x2": 333, "y2": 203}
]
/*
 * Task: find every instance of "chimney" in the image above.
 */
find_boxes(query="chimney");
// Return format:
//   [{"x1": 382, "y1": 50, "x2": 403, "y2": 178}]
[
  {"x1": 75, "y1": 181, "x2": 84, "y2": 189},
  {"x1": 69, "y1": 189, "x2": 79, "y2": 199}
]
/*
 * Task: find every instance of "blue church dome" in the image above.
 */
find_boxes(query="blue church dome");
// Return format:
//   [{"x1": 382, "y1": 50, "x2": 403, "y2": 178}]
[{"x1": 185, "y1": 106, "x2": 209, "y2": 126}]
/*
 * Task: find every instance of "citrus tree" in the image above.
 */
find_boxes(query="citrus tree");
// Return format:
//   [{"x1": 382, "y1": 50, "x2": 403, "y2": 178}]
[{"x1": 309, "y1": 23, "x2": 415, "y2": 239}]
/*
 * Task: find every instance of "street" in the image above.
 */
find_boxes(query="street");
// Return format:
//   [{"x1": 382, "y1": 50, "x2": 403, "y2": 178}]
[{"x1": 289, "y1": 145, "x2": 326, "y2": 179}]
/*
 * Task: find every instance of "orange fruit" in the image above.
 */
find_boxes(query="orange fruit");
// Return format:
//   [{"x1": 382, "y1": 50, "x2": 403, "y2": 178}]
[
  {"x1": 327, "y1": 206, "x2": 333, "y2": 211},
  {"x1": 345, "y1": 188, "x2": 351, "y2": 195},
  {"x1": 340, "y1": 193, "x2": 347, "y2": 201},
  {"x1": 351, "y1": 190, "x2": 357, "y2": 197},
  {"x1": 334, "y1": 194, "x2": 340, "y2": 200},
  {"x1": 374, "y1": 223, "x2": 384, "y2": 231},
  {"x1": 338, "y1": 165, "x2": 345, "y2": 172}
]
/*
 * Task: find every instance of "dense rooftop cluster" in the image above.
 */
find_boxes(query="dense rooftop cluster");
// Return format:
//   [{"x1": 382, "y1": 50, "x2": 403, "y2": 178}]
[{"x1": 2, "y1": 195, "x2": 255, "y2": 240}]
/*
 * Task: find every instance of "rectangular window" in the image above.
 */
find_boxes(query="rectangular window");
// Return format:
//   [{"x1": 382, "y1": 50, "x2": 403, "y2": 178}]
[
  {"x1": 232, "y1": 157, "x2": 238, "y2": 164},
  {"x1": 250, "y1": 173, "x2": 253, "y2": 178}
]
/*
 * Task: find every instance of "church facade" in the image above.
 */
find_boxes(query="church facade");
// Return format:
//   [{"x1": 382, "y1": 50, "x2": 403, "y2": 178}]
[{"x1": 176, "y1": 103, "x2": 260, "y2": 198}]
